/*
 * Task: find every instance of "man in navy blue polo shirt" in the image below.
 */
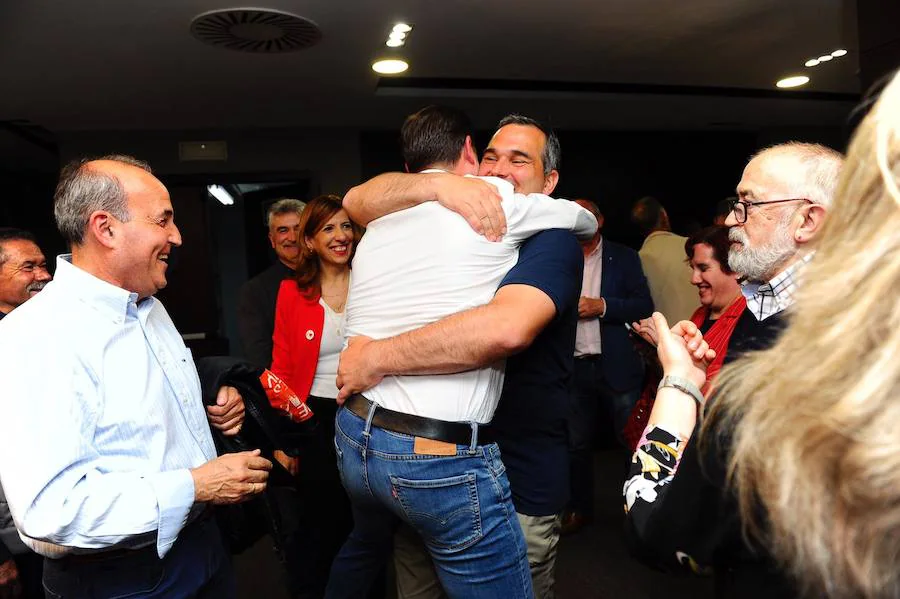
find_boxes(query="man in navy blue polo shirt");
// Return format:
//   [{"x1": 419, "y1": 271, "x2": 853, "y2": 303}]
[{"x1": 338, "y1": 114, "x2": 581, "y2": 598}]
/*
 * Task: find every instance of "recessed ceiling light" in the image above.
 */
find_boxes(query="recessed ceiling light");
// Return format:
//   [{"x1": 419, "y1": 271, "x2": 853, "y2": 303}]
[
  {"x1": 805, "y1": 58, "x2": 820, "y2": 67},
  {"x1": 372, "y1": 59, "x2": 409, "y2": 75},
  {"x1": 818, "y1": 54, "x2": 833, "y2": 62},
  {"x1": 831, "y1": 49, "x2": 847, "y2": 57},
  {"x1": 386, "y1": 38, "x2": 404, "y2": 47},
  {"x1": 389, "y1": 30, "x2": 407, "y2": 41},
  {"x1": 393, "y1": 23, "x2": 412, "y2": 34},
  {"x1": 776, "y1": 75, "x2": 810, "y2": 88}
]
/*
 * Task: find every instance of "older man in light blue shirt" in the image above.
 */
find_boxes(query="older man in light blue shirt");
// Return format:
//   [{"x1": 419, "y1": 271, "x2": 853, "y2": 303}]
[{"x1": 0, "y1": 155, "x2": 272, "y2": 598}]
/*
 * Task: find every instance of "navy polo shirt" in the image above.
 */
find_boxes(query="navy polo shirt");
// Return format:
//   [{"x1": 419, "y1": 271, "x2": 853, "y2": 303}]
[{"x1": 492, "y1": 229, "x2": 584, "y2": 516}]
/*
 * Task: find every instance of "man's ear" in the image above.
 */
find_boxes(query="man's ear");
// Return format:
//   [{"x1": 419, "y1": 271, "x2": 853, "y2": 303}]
[
  {"x1": 403, "y1": 163, "x2": 411, "y2": 174},
  {"x1": 87, "y1": 211, "x2": 116, "y2": 249},
  {"x1": 795, "y1": 203, "x2": 827, "y2": 245},
  {"x1": 542, "y1": 169, "x2": 559, "y2": 195},
  {"x1": 462, "y1": 136, "x2": 478, "y2": 169}
]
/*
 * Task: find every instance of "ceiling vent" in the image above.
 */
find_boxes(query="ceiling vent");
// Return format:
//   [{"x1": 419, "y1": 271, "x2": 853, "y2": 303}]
[{"x1": 190, "y1": 8, "x2": 322, "y2": 53}]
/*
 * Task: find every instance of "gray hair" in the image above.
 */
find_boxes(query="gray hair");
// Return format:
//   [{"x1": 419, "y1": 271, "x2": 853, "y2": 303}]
[
  {"x1": 53, "y1": 154, "x2": 152, "y2": 245},
  {"x1": 497, "y1": 114, "x2": 561, "y2": 175},
  {"x1": 751, "y1": 142, "x2": 844, "y2": 208},
  {"x1": 266, "y1": 198, "x2": 306, "y2": 228}
]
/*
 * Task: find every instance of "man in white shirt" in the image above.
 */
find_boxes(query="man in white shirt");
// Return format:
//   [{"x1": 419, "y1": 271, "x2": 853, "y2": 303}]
[
  {"x1": 631, "y1": 197, "x2": 698, "y2": 323},
  {"x1": 0, "y1": 156, "x2": 272, "y2": 598},
  {"x1": 325, "y1": 106, "x2": 596, "y2": 599}
]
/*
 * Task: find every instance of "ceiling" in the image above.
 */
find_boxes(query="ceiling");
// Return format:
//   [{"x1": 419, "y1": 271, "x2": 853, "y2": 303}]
[{"x1": 0, "y1": 0, "x2": 860, "y2": 133}]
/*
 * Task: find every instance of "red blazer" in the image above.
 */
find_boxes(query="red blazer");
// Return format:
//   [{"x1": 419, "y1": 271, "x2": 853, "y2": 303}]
[{"x1": 271, "y1": 280, "x2": 325, "y2": 400}]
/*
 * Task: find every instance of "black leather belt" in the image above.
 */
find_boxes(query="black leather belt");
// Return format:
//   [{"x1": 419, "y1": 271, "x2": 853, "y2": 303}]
[
  {"x1": 575, "y1": 354, "x2": 601, "y2": 361},
  {"x1": 345, "y1": 394, "x2": 494, "y2": 446},
  {"x1": 60, "y1": 507, "x2": 213, "y2": 565}
]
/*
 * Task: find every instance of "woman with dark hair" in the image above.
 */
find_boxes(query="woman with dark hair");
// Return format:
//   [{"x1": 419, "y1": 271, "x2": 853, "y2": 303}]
[
  {"x1": 271, "y1": 194, "x2": 360, "y2": 598},
  {"x1": 624, "y1": 225, "x2": 745, "y2": 447}
]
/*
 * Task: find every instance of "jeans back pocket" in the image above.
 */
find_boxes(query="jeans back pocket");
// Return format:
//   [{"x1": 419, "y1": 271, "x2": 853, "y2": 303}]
[{"x1": 390, "y1": 471, "x2": 483, "y2": 554}]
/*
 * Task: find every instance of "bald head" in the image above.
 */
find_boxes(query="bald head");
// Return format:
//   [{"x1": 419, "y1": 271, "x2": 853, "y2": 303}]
[
  {"x1": 745, "y1": 142, "x2": 844, "y2": 209},
  {"x1": 54, "y1": 155, "x2": 154, "y2": 245}
]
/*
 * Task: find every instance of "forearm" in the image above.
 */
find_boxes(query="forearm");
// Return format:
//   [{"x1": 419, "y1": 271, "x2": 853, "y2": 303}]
[
  {"x1": 343, "y1": 172, "x2": 442, "y2": 225},
  {"x1": 370, "y1": 304, "x2": 516, "y2": 376}
]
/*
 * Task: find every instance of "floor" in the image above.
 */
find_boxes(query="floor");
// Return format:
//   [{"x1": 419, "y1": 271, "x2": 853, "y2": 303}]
[{"x1": 234, "y1": 448, "x2": 712, "y2": 598}]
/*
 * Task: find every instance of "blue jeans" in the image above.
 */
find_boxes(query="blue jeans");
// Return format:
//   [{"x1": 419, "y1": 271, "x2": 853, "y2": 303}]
[{"x1": 325, "y1": 406, "x2": 532, "y2": 599}]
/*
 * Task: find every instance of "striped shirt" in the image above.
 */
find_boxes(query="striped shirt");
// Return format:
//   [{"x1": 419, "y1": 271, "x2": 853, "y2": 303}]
[
  {"x1": 741, "y1": 253, "x2": 813, "y2": 321},
  {"x1": 0, "y1": 256, "x2": 215, "y2": 558}
]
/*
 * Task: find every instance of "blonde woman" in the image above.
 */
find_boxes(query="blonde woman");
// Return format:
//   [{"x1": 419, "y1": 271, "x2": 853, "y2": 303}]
[{"x1": 709, "y1": 70, "x2": 900, "y2": 599}]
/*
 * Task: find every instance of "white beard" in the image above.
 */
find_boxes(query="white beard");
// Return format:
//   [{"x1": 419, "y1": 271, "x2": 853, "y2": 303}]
[{"x1": 728, "y1": 215, "x2": 796, "y2": 282}]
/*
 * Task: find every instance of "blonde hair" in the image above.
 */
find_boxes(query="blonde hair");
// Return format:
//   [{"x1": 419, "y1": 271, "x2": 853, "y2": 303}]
[{"x1": 704, "y1": 71, "x2": 900, "y2": 598}]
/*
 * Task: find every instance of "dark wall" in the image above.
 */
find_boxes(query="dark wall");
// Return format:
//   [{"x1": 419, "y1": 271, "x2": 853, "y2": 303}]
[{"x1": 360, "y1": 129, "x2": 758, "y2": 248}]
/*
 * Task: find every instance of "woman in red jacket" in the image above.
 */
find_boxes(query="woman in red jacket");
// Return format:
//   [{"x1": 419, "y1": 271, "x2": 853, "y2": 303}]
[{"x1": 271, "y1": 194, "x2": 361, "y2": 598}]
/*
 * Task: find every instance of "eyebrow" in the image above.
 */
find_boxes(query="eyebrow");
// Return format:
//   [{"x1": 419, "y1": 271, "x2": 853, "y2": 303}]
[{"x1": 484, "y1": 147, "x2": 533, "y2": 161}]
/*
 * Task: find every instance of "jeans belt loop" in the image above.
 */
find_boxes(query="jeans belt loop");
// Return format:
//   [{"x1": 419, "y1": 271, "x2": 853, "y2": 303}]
[
  {"x1": 363, "y1": 401, "x2": 377, "y2": 439},
  {"x1": 468, "y1": 422, "x2": 478, "y2": 454}
]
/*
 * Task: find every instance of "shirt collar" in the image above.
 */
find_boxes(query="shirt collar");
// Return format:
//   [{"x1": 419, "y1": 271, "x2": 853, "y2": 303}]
[
  {"x1": 741, "y1": 252, "x2": 813, "y2": 321},
  {"x1": 586, "y1": 236, "x2": 603, "y2": 258},
  {"x1": 54, "y1": 255, "x2": 140, "y2": 322}
]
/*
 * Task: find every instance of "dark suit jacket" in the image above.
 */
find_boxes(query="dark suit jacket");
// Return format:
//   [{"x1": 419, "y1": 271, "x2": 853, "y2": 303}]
[
  {"x1": 599, "y1": 238, "x2": 654, "y2": 391},
  {"x1": 237, "y1": 261, "x2": 294, "y2": 369}
]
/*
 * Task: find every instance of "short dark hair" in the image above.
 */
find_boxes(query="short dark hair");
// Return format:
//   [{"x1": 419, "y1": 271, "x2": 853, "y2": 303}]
[
  {"x1": 685, "y1": 225, "x2": 734, "y2": 274},
  {"x1": 401, "y1": 105, "x2": 473, "y2": 173},
  {"x1": 54, "y1": 154, "x2": 152, "y2": 245},
  {"x1": 631, "y1": 196, "x2": 666, "y2": 235},
  {"x1": 0, "y1": 228, "x2": 38, "y2": 267},
  {"x1": 496, "y1": 114, "x2": 560, "y2": 174}
]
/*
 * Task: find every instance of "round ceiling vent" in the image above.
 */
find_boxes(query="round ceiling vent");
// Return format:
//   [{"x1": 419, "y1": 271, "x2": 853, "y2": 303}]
[{"x1": 190, "y1": 8, "x2": 322, "y2": 53}]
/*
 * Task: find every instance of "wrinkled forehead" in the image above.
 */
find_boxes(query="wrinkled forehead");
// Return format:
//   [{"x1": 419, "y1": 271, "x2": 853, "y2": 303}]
[
  {"x1": 488, "y1": 124, "x2": 546, "y2": 158},
  {"x1": 1, "y1": 239, "x2": 45, "y2": 265},
  {"x1": 737, "y1": 153, "x2": 797, "y2": 199}
]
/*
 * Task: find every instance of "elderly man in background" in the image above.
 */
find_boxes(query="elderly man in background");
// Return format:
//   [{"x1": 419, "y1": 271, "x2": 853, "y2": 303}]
[
  {"x1": 0, "y1": 156, "x2": 271, "y2": 598},
  {"x1": 623, "y1": 141, "x2": 843, "y2": 598},
  {"x1": 237, "y1": 198, "x2": 305, "y2": 369},
  {"x1": 0, "y1": 228, "x2": 51, "y2": 597}
]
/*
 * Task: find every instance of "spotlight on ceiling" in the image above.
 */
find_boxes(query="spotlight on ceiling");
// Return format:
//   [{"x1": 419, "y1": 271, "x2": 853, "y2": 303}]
[
  {"x1": 776, "y1": 75, "x2": 810, "y2": 89},
  {"x1": 392, "y1": 23, "x2": 412, "y2": 34},
  {"x1": 386, "y1": 38, "x2": 404, "y2": 47},
  {"x1": 805, "y1": 58, "x2": 820, "y2": 67},
  {"x1": 372, "y1": 59, "x2": 409, "y2": 75},
  {"x1": 831, "y1": 49, "x2": 848, "y2": 57},
  {"x1": 817, "y1": 54, "x2": 833, "y2": 62}
]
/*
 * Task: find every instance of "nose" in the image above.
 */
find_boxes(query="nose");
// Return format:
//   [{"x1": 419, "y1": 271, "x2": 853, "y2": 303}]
[
  {"x1": 690, "y1": 269, "x2": 703, "y2": 285},
  {"x1": 35, "y1": 266, "x2": 52, "y2": 282},
  {"x1": 724, "y1": 211, "x2": 738, "y2": 227},
  {"x1": 169, "y1": 224, "x2": 183, "y2": 247}
]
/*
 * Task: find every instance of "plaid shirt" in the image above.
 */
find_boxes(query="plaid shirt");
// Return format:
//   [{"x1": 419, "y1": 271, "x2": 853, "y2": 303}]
[{"x1": 741, "y1": 253, "x2": 813, "y2": 321}]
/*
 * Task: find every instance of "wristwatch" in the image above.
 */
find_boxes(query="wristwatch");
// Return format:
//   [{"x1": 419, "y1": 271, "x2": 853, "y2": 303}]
[{"x1": 657, "y1": 375, "x2": 705, "y2": 407}]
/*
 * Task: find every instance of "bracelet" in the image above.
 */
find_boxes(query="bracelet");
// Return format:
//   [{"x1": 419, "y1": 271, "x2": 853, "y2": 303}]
[{"x1": 657, "y1": 375, "x2": 704, "y2": 407}]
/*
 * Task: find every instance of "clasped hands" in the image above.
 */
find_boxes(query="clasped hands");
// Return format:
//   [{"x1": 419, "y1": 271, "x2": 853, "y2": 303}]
[{"x1": 641, "y1": 312, "x2": 715, "y2": 388}]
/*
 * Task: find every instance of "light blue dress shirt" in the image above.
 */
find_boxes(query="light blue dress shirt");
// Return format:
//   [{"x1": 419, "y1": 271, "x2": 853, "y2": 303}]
[{"x1": 0, "y1": 256, "x2": 216, "y2": 558}]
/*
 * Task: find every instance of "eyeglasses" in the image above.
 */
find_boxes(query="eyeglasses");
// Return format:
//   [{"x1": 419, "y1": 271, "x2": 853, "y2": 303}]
[{"x1": 729, "y1": 198, "x2": 811, "y2": 224}]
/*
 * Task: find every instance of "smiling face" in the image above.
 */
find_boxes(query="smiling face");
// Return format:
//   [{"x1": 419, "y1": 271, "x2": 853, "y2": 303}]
[
  {"x1": 0, "y1": 239, "x2": 51, "y2": 314},
  {"x1": 689, "y1": 242, "x2": 740, "y2": 315},
  {"x1": 305, "y1": 208, "x2": 354, "y2": 268},
  {"x1": 107, "y1": 165, "x2": 182, "y2": 299},
  {"x1": 268, "y1": 211, "x2": 302, "y2": 269},
  {"x1": 478, "y1": 124, "x2": 558, "y2": 194}
]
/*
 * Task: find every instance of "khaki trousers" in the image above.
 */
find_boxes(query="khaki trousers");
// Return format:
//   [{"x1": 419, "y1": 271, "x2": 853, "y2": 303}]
[{"x1": 393, "y1": 512, "x2": 561, "y2": 599}]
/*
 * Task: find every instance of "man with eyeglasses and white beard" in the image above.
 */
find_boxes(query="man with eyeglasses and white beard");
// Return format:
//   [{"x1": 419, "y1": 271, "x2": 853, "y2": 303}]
[{"x1": 721, "y1": 142, "x2": 843, "y2": 358}]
